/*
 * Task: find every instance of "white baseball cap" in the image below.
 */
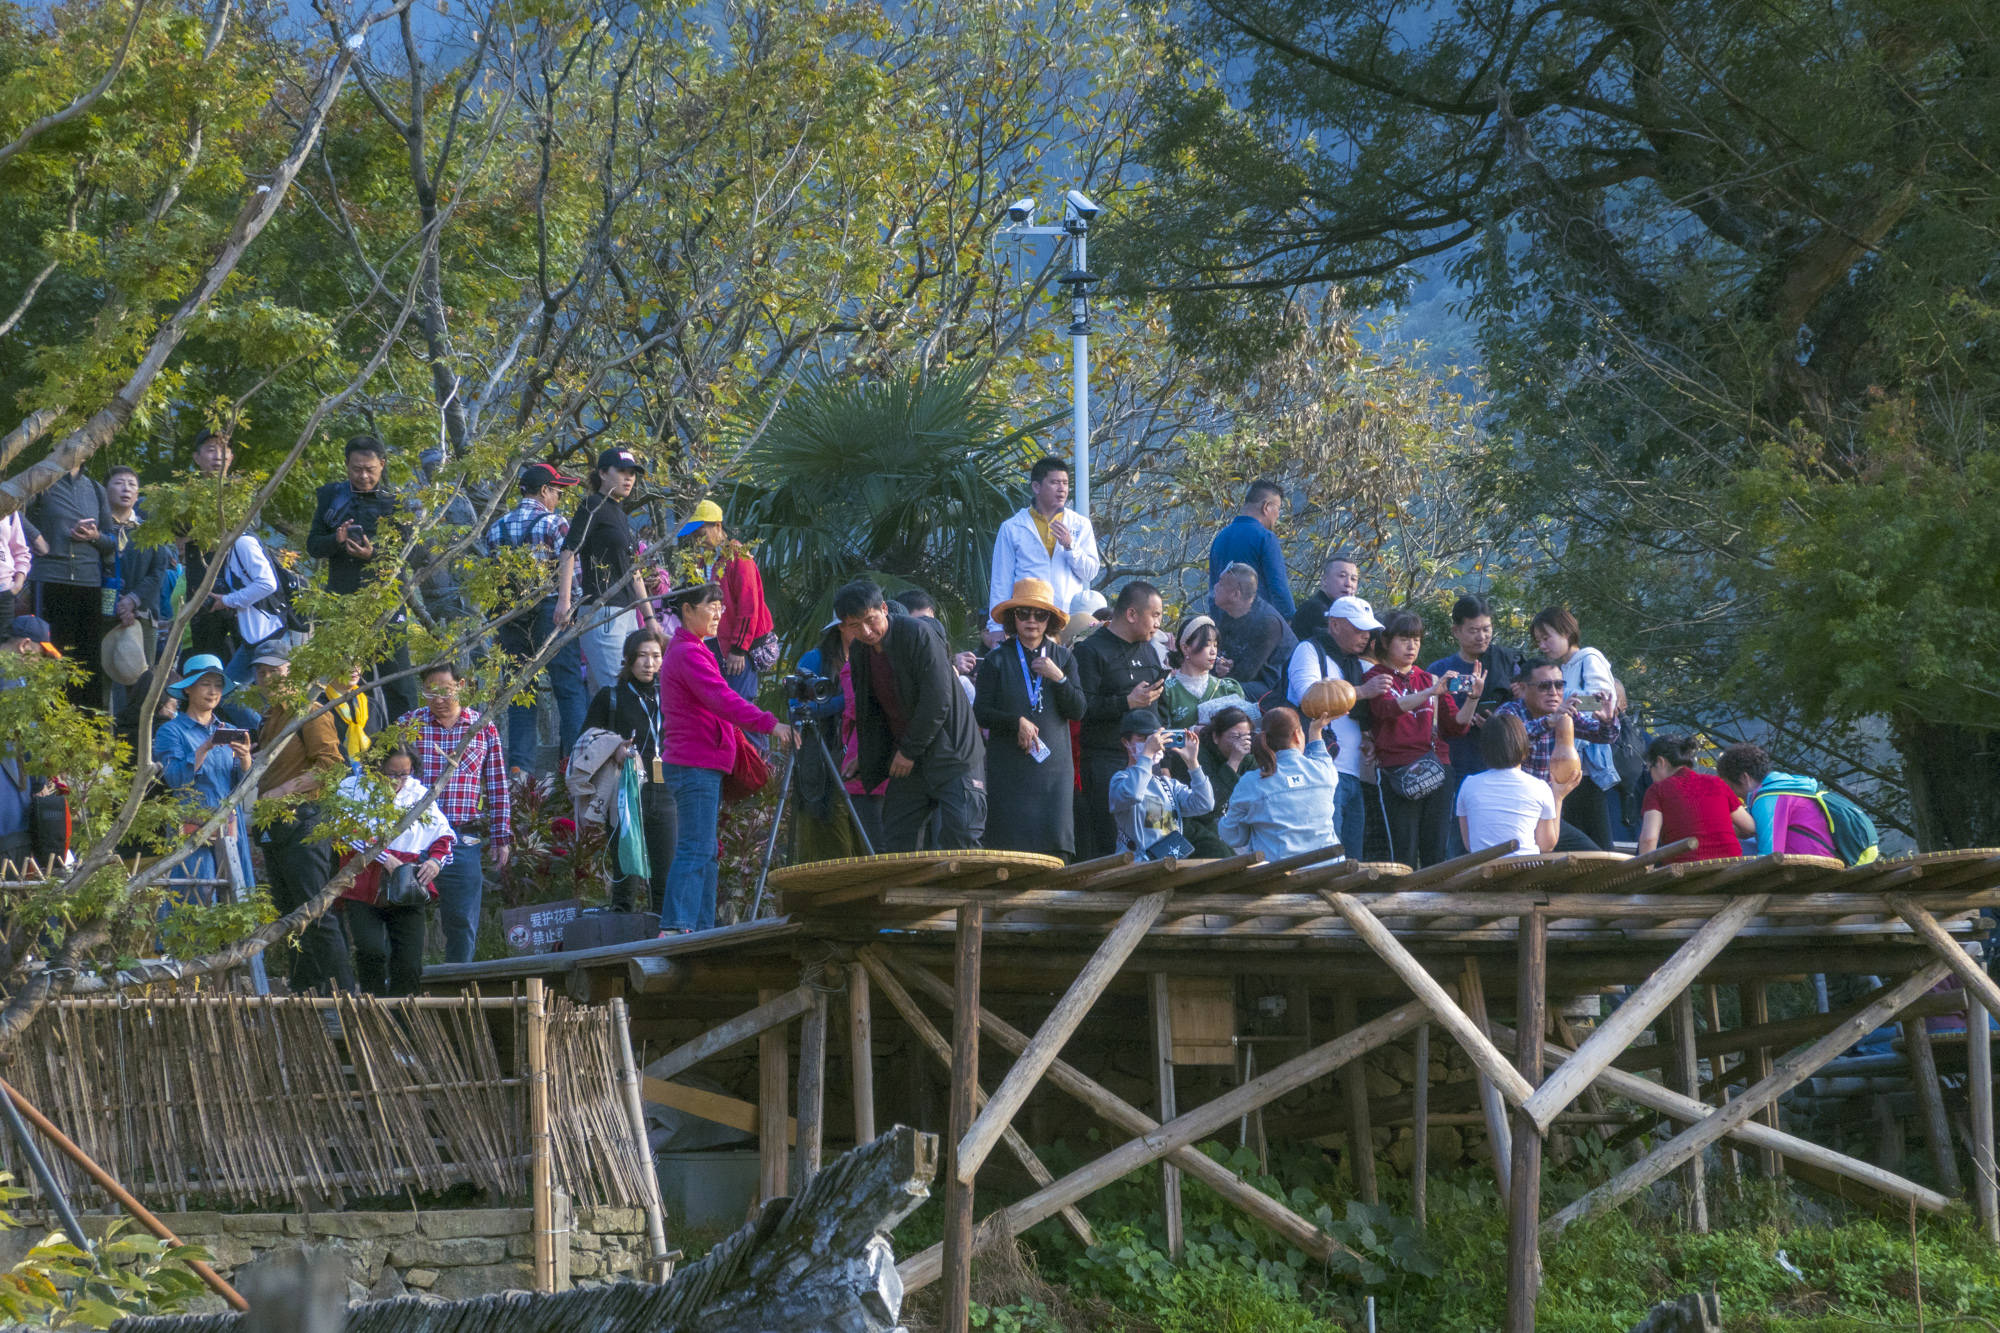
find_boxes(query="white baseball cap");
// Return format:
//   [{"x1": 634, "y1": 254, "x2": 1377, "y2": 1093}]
[{"x1": 1328, "y1": 595, "x2": 1383, "y2": 632}]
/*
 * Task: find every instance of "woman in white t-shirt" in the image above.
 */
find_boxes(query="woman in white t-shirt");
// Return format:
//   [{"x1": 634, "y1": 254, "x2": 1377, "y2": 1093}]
[{"x1": 1455, "y1": 712, "x2": 1560, "y2": 856}]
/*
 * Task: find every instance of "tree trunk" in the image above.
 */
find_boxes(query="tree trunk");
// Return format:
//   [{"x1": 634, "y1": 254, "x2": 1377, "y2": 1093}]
[{"x1": 1896, "y1": 712, "x2": 2000, "y2": 849}]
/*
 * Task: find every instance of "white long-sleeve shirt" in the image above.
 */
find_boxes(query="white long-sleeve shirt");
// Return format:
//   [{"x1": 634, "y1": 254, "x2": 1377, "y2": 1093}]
[
  {"x1": 987, "y1": 506, "x2": 1100, "y2": 632},
  {"x1": 217, "y1": 535, "x2": 283, "y2": 645},
  {"x1": 0, "y1": 514, "x2": 29, "y2": 592}
]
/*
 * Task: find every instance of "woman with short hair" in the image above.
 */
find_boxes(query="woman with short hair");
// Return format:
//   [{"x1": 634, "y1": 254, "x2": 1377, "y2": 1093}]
[
  {"x1": 1454, "y1": 713, "x2": 1560, "y2": 856},
  {"x1": 582, "y1": 627, "x2": 677, "y2": 914},
  {"x1": 1529, "y1": 605, "x2": 1621, "y2": 848},
  {"x1": 1638, "y1": 733, "x2": 1752, "y2": 862}
]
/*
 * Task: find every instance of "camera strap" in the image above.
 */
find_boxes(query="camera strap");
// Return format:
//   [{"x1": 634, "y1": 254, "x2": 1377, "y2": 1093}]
[{"x1": 1015, "y1": 640, "x2": 1041, "y2": 713}]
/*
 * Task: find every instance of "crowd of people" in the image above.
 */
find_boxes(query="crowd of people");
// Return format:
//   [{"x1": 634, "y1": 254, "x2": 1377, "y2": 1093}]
[{"x1": 10, "y1": 435, "x2": 1877, "y2": 992}]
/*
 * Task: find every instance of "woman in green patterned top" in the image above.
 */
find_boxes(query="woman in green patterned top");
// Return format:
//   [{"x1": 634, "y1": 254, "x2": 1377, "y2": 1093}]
[{"x1": 1160, "y1": 614, "x2": 1244, "y2": 728}]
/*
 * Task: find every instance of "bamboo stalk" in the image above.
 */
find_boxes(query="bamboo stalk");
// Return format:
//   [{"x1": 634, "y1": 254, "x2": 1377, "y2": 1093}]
[{"x1": 526, "y1": 978, "x2": 555, "y2": 1293}]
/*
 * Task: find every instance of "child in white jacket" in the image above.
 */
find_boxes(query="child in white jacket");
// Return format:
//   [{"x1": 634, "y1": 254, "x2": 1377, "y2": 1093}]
[{"x1": 1108, "y1": 708, "x2": 1213, "y2": 858}]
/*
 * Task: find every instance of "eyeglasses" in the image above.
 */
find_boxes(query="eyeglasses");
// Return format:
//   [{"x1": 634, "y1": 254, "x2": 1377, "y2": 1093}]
[
  {"x1": 1530, "y1": 680, "x2": 1565, "y2": 691},
  {"x1": 1015, "y1": 608, "x2": 1051, "y2": 621}
]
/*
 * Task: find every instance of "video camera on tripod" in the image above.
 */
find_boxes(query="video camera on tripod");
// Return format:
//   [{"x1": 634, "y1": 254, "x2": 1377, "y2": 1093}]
[{"x1": 783, "y1": 670, "x2": 837, "y2": 712}]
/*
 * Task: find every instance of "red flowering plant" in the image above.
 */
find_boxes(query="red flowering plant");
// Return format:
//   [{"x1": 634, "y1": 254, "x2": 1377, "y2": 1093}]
[{"x1": 497, "y1": 770, "x2": 612, "y2": 912}]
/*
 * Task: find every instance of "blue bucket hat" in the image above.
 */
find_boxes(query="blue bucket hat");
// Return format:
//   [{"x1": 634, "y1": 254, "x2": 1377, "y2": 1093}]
[{"x1": 169, "y1": 653, "x2": 233, "y2": 696}]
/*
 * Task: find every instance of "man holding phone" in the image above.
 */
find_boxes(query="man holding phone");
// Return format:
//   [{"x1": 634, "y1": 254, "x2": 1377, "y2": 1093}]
[
  {"x1": 307, "y1": 436, "x2": 418, "y2": 718},
  {"x1": 1073, "y1": 580, "x2": 1169, "y2": 860},
  {"x1": 1429, "y1": 594, "x2": 1523, "y2": 854}
]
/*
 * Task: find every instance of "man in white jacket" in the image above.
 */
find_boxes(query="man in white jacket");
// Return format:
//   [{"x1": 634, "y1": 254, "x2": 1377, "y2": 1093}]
[{"x1": 988, "y1": 457, "x2": 1100, "y2": 634}]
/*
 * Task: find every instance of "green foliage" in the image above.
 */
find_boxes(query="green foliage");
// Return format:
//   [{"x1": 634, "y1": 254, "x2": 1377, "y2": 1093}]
[{"x1": 0, "y1": 1176, "x2": 208, "y2": 1327}]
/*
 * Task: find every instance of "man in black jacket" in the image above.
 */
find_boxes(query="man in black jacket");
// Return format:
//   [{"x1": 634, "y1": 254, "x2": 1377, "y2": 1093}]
[
  {"x1": 837, "y1": 579, "x2": 986, "y2": 852},
  {"x1": 1072, "y1": 579, "x2": 1166, "y2": 860},
  {"x1": 1291, "y1": 551, "x2": 1361, "y2": 642},
  {"x1": 305, "y1": 435, "x2": 418, "y2": 717}
]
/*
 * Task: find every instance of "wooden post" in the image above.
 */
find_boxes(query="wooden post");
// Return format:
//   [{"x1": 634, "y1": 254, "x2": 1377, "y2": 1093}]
[
  {"x1": 849, "y1": 962, "x2": 876, "y2": 1146},
  {"x1": 1335, "y1": 992, "x2": 1379, "y2": 1204},
  {"x1": 795, "y1": 987, "x2": 829, "y2": 1191},
  {"x1": 1670, "y1": 989, "x2": 1709, "y2": 1234},
  {"x1": 1151, "y1": 974, "x2": 1183, "y2": 1261},
  {"x1": 1462, "y1": 957, "x2": 1511, "y2": 1205},
  {"x1": 1745, "y1": 981, "x2": 1781, "y2": 1177},
  {"x1": 1412, "y1": 1024, "x2": 1430, "y2": 1229},
  {"x1": 608, "y1": 999, "x2": 671, "y2": 1281},
  {"x1": 1505, "y1": 911, "x2": 1547, "y2": 1333},
  {"x1": 758, "y1": 987, "x2": 790, "y2": 1202},
  {"x1": 1970, "y1": 989, "x2": 1998, "y2": 1242},
  {"x1": 1900, "y1": 1015, "x2": 1963, "y2": 1196},
  {"x1": 525, "y1": 977, "x2": 556, "y2": 1293},
  {"x1": 941, "y1": 902, "x2": 984, "y2": 1333},
  {"x1": 1703, "y1": 986, "x2": 1741, "y2": 1187}
]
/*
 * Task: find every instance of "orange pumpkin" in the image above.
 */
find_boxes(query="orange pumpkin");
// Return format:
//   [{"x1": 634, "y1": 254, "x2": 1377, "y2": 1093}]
[
  {"x1": 1300, "y1": 677, "x2": 1357, "y2": 721},
  {"x1": 1547, "y1": 712, "x2": 1582, "y2": 787}
]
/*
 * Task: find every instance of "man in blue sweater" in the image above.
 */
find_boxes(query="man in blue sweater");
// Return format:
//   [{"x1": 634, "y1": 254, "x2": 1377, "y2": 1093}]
[{"x1": 1206, "y1": 478, "x2": 1295, "y2": 620}]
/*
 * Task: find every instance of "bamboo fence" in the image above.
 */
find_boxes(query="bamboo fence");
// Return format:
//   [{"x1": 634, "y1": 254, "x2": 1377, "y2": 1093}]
[{"x1": 0, "y1": 992, "x2": 650, "y2": 1214}]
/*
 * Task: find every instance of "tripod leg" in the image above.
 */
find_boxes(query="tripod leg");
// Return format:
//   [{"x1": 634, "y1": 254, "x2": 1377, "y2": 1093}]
[
  {"x1": 748, "y1": 751, "x2": 795, "y2": 922},
  {"x1": 819, "y1": 725, "x2": 876, "y2": 857}
]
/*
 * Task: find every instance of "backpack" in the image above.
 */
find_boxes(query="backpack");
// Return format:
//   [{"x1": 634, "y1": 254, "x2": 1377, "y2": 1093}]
[
  {"x1": 218, "y1": 539, "x2": 310, "y2": 636},
  {"x1": 1814, "y1": 790, "x2": 1881, "y2": 866}
]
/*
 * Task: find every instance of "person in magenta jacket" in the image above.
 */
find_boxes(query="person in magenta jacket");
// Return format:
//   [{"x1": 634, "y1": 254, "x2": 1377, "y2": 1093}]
[{"x1": 658, "y1": 581, "x2": 793, "y2": 932}]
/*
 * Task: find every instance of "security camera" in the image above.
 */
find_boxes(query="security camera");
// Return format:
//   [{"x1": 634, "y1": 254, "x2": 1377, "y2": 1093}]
[
  {"x1": 1005, "y1": 198, "x2": 1036, "y2": 225},
  {"x1": 1064, "y1": 189, "x2": 1100, "y2": 221}
]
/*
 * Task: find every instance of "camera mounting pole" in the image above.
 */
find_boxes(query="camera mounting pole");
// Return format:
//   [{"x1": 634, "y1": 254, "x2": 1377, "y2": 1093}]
[{"x1": 1000, "y1": 190, "x2": 1103, "y2": 522}]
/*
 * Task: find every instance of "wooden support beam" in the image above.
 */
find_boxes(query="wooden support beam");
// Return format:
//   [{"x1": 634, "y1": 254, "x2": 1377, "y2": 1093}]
[
  {"x1": 955, "y1": 889, "x2": 1169, "y2": 1184},
  {"x1": 1543, "y1": 961, "x2": 1954, "y2": 1237},
  {"x1": 875, "y1": 950, "x2": 1351, "y2": 1267},
  {"x1": 1461, "y1": 957, "x2": 1511, "y2": 1205},
  {"x1": 758, "y1": 988, "x2": 790, "y2": 1203},
  {"x1": 941, "y1": 902, "x2": 984, "y2": 1333},
  {"x1": 855, "y1": 951, "x2": 1094, "y2": 1246},
  {"x1": 1323, "y1": 889, "x2": 1536, "y2": 1109},
  {"x1": 1523, "y1": 894, "x2": 1769, "y2": 1133},
  {"x1": 642, "y1": 984, "x2": 816, "y2": 1083},
  {"x1": 899, "y1": 997, "x2": 1431, "y2": 1292},
  {"x1": 848, "y1": 962, "x2": 876, "y2": 1146},
  {"x1": 1902, "y1": 1014, "x2": 1962, "y2": 1196},
  {"x1": 1335, "y1": 993, "x2": 1378, "y2": 1204},
  {"x1": 1744, "y1": 981, "x2": 1778, "y2": 1177},
  {"x1": 1669, "y1": 989, "x2": 1709, "y2": 1234},
  {"x1": 795, "y1": 988, "x2": 828, "y2": 1191},
  {"x1": 1151, "y1": 975, "x2": 1183, "y2": 1261},
  {"x1": 525, "y1": 977, "x2": 555, "y2": 1294},
  {"x1": 1505, "y1": 911, "x2": 1546, "y2": 1333},
  {"x1": 1970, "y1": 990, "x2": 1998, "y2": 1241},
  {"x1": 1411, "y1": 1024, "x2": 1430, "y2": 1229},
  {"x1": 1887, "y1": 893, "x2": 2000, "y2": 1013},
  {"x1": 1703, "y1": 986, "x2": 1740, "y2": 1187},
  {"x1": 641, "y1": 1076, "x2": 796, "y2": 1142}
]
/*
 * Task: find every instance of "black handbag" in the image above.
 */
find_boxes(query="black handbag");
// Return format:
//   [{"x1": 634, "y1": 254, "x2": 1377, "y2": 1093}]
[
  {"x1": 378, "y1": 861, "x2": 432, "y2": 909},
  {"x1": 1383, "y1": 755, "x2": 1447, "y2": 802}
]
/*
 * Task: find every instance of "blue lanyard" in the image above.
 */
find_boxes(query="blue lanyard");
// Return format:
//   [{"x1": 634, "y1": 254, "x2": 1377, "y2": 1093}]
[{"x1": 1015, "y1": 640, "x2": 1042, "y2": 713}]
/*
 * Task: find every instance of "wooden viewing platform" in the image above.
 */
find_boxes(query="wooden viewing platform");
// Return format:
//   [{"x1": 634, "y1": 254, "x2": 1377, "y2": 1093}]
[{"x1": 422, "y1": 842, "x2": 2000, "y2": 1332}]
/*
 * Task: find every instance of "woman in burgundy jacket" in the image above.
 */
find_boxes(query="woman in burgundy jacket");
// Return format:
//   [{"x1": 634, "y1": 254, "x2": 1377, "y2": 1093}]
[
  {"x1": 658, "y1": 582, "x2": 792, "y2": 933},
  {"x1": 1362, "y1": 608, "x2": 1480, "y2": 869}
]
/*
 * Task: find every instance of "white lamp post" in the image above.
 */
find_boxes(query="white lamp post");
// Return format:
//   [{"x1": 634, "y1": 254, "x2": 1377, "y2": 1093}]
[{"x1": 1000, "y1": 190, "x2": 1103, "y2": 520}]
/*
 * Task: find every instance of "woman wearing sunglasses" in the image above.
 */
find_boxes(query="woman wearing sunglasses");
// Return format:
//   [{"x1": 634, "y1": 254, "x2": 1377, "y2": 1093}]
[{"x1": 974, "y1": 579, "x2": 1085, "y2": 860}]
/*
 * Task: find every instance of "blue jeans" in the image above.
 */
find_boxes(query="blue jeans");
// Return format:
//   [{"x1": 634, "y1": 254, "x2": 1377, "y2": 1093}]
[
  {"x1": 1335, "y1": 775, "x2": 1365, "y2": 862},
  {"x1": 579, "y1": 605, "x2": 640, "y2": 697},
  {"x1": 661, "y1": 765, "x2": 722, "y2": 932},
  {"x1": 1442, "y1": 769, "x2": 1469, "y2": 859},
  {"x1": 504, "y1": 598, "x2": 587, "y2": 772},
  {"x1": 434, "y1": 838, "x2": 484, "y2": 964}
]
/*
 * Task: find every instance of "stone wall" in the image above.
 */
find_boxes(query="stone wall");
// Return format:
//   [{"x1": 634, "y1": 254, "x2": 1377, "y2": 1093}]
[{"x1": 35, "y1": 1204, "x2": 650, "y2": 1310}]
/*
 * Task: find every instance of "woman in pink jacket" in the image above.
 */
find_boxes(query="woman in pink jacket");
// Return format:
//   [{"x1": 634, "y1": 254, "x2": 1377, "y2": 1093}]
[{"x1": 659, "y1": 582, "x2": 793, "y2": 932}]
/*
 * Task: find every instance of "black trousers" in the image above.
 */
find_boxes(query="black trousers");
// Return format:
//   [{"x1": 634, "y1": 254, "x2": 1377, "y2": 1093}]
[
  {"x1": 371, "y1": 639, "x2": 420, "y2": 721},
  {"x1": 35, "y1": 583, "x2": 105, "y2": 706},
  {"x1": 1562, "y1": 780, "x2": 1613, "y2": 851},
  {"x1": 1376, "y1": 779, "x2": 1451, "y2": 869},
  {"x1": 343, "y1": 900, "x2": 426, "y2": 996},
  {"x1": 616, "y1": 780, "x2": 679, "y2": 915},
  {"x1": 263, "y1": 814, "x2": 354, "y2": 994},
  {"x1": 881, "y1": 767, "x2": 986, "y2": 853},
  {"x1": 1077, "y1": 749, "x2": 1125, "y2": 862}
]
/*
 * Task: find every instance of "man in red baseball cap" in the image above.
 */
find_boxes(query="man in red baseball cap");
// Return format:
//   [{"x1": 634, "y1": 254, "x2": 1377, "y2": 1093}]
[{"x1": 486, "y1": 461, "x2": 586, "y2": 772}]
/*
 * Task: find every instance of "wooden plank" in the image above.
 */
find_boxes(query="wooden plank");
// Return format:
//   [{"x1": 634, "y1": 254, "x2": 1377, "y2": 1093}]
[
  {"x1": 640, "y1": 984, "x2": 816, "y2": 1083},
  {"x1": 1523, "y1": 894, "x2": 1769, "y2": 1133},
  {"x1": 795, "y1": 988, "x2": 828, "y2": 1190},
  {"x1": 1886, "y1": 892, "x2": 2000, "y2": 1020},
  {"x1": 1544, "y1": 961, "x2": 1955, "y2": 1236},
  {"x1": 848, "y1": 962, "x2": 876, "y2": 1146},
  {"x1": 1168, "y1": 976, "x2": 1237, "y2": 1065},
  {"x1": 955, "y1": 889, "x2": 1169, "y2": 1183},
  {"x1": 639, "y1": 1076, "x2": 797, "y2": 1142},
  {"x1": 1670, "y1": 989, "x2": 1708, "y2": 1234},
  {"x1": 609, "y1": 999, "x2": 671, "y2": 1282},
  {"x1": 1703, "y1": 985, "x2": 1740, "y2": 1186},
  {"x1": 1462, "y1": 957, "x2": 1511, "y2": 1205},
  {"x1": 525, "y1": 978, "x2": 554, "y2": 1293},
  {"x1": 758, "y1": 988, "x2": 789, "y2": 1203},
  {"x1": 854, "y1": 951, "x2": 1094, "y2": 1246},
  {"x1": 874, "y1": 951, "x2": 1350, "y2": 1266},
  {"x1": 1323, "y1": 889, "x2": 1535, "y2": 1108},
  {"x1": 1902, "y1": 1014, "x2": 1962, "y2": 1196},
  {"x1": 1745, "y1": 981, "x2": 1780, "y2": 1177},
  {"x1": 942, "y1": 902, "x2": 984, "y2": 1333},
  {"x1": 899, "y1": 997, "x2": 1431, "y2": 1292},
  {"x1": 1505, "y1": 911, "x2": 1546, "y2": 1333},
  {"x1": 1335, "y1": 993, "x2": 1377, "y2": 1204},
  {"x1": 1970, "y1": 989, "x2": 1998, "y2": 1240},
  {"x1": 1150, "y1": 975, "x2": 1183, "y2": 1262},
  {"x1": 1411, "y1": 1024, "x2": 1430, "y2": 1228}
]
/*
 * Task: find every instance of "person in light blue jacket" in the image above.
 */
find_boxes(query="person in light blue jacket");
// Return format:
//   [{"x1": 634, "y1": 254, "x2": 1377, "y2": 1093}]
[
  {"x1": 1220, "y1": 705, "x2": 1342, "y2": 863},
  {"x1": 1107, "y1": 708, "x2": 1212, "y2": 858}
]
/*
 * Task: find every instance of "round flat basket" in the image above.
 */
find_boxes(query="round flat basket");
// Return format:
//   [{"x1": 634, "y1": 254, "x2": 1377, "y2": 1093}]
[{"x1": 767, "y1": 849, "x2": 1065, "y2": 897}]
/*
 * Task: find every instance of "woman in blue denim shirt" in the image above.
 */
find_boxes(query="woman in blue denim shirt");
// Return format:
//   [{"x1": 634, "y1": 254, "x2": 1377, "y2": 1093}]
[{"x1": 155, "y1": 653, "x2": 256, "y2": 897}]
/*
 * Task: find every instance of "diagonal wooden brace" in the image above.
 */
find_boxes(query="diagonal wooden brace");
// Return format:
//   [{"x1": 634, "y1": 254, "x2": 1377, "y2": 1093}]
[
  {"x1": 855, "y1": 951, "x2": 1095, "y2": 1248},
  {"x1": 1322, "y1": 889, "x2": 1534, "y2": 1108},
  {"x1": 954, "y1": 888, "x2": 1169, "y2": 1184},
  {"x1": 641, "y1": 983, "x2": 817, "y2": 1082},
  {"x1": 1885, "y1": 893, "x2": 2000, "y2": 1013},
  {"x1": 1522, "y1": 893, "x2": 1767, "y2": 1134},
  {"x1": 875, "y1": 949, "x2": 1352, "y2": 1267},
  {"x1": 1543, "y1": 959, "x2": 1953, "y2": 1236},
  {"x1": 900, "y1": 995, "x2": 1430, "y2": 1291}
]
